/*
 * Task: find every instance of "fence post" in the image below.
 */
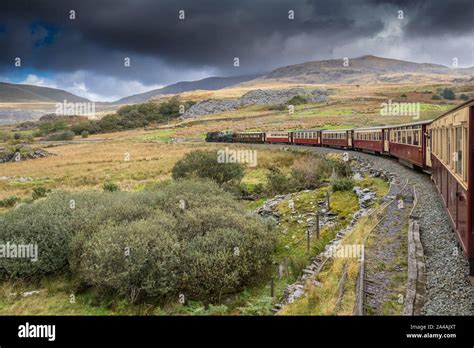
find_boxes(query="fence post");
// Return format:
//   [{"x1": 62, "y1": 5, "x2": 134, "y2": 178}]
[
  {"x1": 270, "y1": 277, "x2": 275, "y2": 298},
  {"x1": 316, "y1": 213, "x2": 320, "y2": 239},
  {"x1": 307, "y1": 229, "x2": 311, "y2": 254}
]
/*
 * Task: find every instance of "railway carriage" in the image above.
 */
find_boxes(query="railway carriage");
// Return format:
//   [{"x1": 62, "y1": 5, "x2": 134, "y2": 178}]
[
  {"x1": 292, "y1": 129, "x2": 323, "y2": 146},
  {"x1": 428, "y1": 100, "x2": 474, "y2": 275},
  {"x1": 353, "y1": 127, "x2": 386, "y2": 153},
  {"x1": 321, "y1": 129, "x2": 353, "y2": 148},
  {"x1": 233, "y1": 132, "x2": 266, "y2": 143},
  {"x1": 265, "y1": 131, "x2": 292, "y2": 144},
  {"x1": 387, "y1": 121, "x2": 431, "y2": 168}
]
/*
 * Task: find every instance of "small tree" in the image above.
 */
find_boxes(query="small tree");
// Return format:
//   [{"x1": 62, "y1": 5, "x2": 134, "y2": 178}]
[{"x1": 441, "y1": 88, "x2": 455, "y2": 100}]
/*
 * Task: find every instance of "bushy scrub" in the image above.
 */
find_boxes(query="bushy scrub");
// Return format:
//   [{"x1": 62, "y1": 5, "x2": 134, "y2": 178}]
[
  {"x1": 0, "y1": 192, "x2": 159, "y2": 278},
  {"x1": 0, "y1": 180, "x2": 275, "y2": 304},
  {"x1": 291, "y1": 154, "x2": 322, "y2": 189},
  {"x1": 331, "y1": 178, "x2": 355, "y2": 192},
  {"x1": 172, "y1": 150, "x2": 244, "y2": 185},
  {"x1": 318, "y1": 154, "x2": 352, "y2": 179},
  {"x1": 44, "y1": 131, "x2": 75, "y2": 141},
  {"x1": 0, "y1": 196, "x2": 18, "y2": 208},
  {"x1": 265, "y1": 166, "x2": 295, "y2": 195}
]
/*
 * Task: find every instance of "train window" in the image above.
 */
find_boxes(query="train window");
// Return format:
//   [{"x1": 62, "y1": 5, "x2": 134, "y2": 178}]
[
  {"x1": 401, "y1": 131, "x2": 406, "y2": 144},
  {"x1": 463, "y1": 126, "x2": 468, "y2": 183},
  {"x1": 407, "y1": 131, "x2": 412, "y2": 145},
  {"x1": 446, "y1": 128, "x2": 453, "y2": 168},
  {"x1": 413, "y1": 130, "x2": 419, "y2": 146},
  {"x1": 455, "y1": 127, "x2": 462, "y2": 175}
]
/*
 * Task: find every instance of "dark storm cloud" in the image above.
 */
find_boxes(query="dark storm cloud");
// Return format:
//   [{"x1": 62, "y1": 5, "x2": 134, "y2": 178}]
[
  {"x1": 0, "y1": 0, "x2": 472, "y2": 100},
  {"x1": 0, "y1": 0, "x2": 384, "y2": 77}
]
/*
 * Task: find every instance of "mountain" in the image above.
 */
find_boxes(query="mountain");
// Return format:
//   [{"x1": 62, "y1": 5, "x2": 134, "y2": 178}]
[
  {"x1": 0, "y1": 82, "x2": 91, "y2": 103},
  {"x1": 249, "y1": 55, "x2": 474, "y2": 85},
  {"x1": 114, "y1": 74, "x2": 260, "y2": 104}
]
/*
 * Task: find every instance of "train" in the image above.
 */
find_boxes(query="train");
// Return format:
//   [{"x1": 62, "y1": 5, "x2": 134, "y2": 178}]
[{"x1": 206, "y1": 99, "x2": 474, "y2": 276}]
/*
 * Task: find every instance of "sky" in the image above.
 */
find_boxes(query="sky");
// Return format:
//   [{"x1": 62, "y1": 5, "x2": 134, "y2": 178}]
[{"x1": 0, "y1": 0, "x2": 473, "y2": 102}]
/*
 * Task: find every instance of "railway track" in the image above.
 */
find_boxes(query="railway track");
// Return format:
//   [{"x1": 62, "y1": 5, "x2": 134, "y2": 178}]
[{"x1": 358, "y1": 179, "x2": 419, "y2": 315}]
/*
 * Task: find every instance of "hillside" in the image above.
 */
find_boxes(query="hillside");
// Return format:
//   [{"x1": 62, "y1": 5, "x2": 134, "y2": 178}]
[
  {"x1": 246, "y1": 55, "x2": 474, "y2": 85},
  {"x1": 114, "y1": 74, "x2": 260, "y2": 104},
  {"x1": 0, "y1": 82, "x2": 91, "y2": 103}
]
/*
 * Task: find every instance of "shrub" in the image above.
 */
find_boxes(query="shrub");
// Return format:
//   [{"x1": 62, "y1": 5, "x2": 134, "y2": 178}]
[
  {"x1": 44, "y1": 131, "x2": 75, "y2": 141},
  {"x1": 1, "y1": 180, "x2": 275, "y2": 305},
  {"x1": 459, "y1": 94, "x2": 469, "y2": 101},
  {"x1": 81, "y1": 130, "x2": 89, "y2": 138},
  {"x1": 172, "y1": 150, "x2": 244, "y2": 185},
  {"x1": 13, "y1": 133, "x2": 21, "y2": 140},
  {"x1": 73, "y1": 180, "x2": 275, "y2": 303},
  {"x1": 287, "y1": 95, "x2": 307, "y2": 105},
  {"x1": 32, "y1": 186, "x2": 49, "y2": 200},
  {"x1": 158, "y1": 96, "x2": 195, "y2": 117},
  {"x1": 441, "y1": 88, "x2": 455, "y2": 100},
  {"x1": 38, "y1": 119, "x2": 68, "y2": 135},
  {"x1": 103, "y1": 182, "x2": 119, "y2": 192},
  {"x1": 265, "y1": 166, "x2": 294, "y2": 195},
  {"x1": 291, "y1": 155, "x2": 322, "y2": 189},
  {"x1": 75, "y1": 214, "x2": 181, "y2": 302},
  {"x1": 0, "y1": 196, "x2": 18, "y2": 208},
  {"x1": 431, "y1": 95, "x2": 441, "y2": 100},
  {"x1": 331, "y1": 178, "x2": 354, "y2": 192},
  {"x1": 317, "y1": 155, "x2": 352, "y2": 179},
  {"x1": 0, "y1": 191, "x2": 161, "y2": 279}
]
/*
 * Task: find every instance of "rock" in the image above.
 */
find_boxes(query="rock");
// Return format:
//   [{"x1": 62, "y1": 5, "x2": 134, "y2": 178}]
[
  {"x1": 181, "y1": 88, "x2": 328, "y2": 118},
  {"x1": 293, "y1": 289, "x2": 304, "y2": 299},
  {"x1": 21, "y1": 290, "x2": 41, "y2": 297}
]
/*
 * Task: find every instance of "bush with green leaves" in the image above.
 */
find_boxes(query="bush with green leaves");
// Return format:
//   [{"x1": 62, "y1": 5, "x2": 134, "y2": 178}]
[
  {"x1": 331, "y1": 178, "x2": 355, "y2": 192},
  {"x1": 32, "y1": 186, "x2": 49, "y2": 200},
  {"x1": 0, "y1": 196, "x2": 18, "y2": 208},
  {"x1": 38, "y1": 119, "x2": 68, "y2": 136},
  {"x1": 0, "y1": 191, "x2": 160, "y2": 279},
  {"x1": 172, "y1": 150, "x2": 244, "y2": 185},
  {"x1": 265, "y1": 165, "x2": 296, "y2": 195},
  {"x1": 441, "y1": 88, "x2": 455, "y2": 100},
  {"x1": 431, "y1": 94, "x2": 441, "y2": 100},
  {"x1": 44, "y1": 131, "x2": 75, "y2": 141},
  {"x1": 459, "y1": 94, "x2": 469, "y2": 101},
  {"x1": 103, "y1": 182, "x2": 120, "y2": 192},
  {"x1": 286, "y1": 95, "x2": 307, "y2": 105},
  {"x1": 1, "y1": 180, "x2": 275, "y2": 304}
]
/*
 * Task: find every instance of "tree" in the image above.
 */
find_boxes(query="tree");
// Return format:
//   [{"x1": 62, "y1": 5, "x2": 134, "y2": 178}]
[{"x1": 441, "y1": 88, "x2": 455, "y2": 100}]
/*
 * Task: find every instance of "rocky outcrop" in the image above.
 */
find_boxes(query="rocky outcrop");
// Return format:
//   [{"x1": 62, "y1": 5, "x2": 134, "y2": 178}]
[
  {"x1": 180, "y1": 87, "x2": 329, "y2": 118},
  {"x1": 0, "y1": 145, "x2": 54, "y2": 164}
]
